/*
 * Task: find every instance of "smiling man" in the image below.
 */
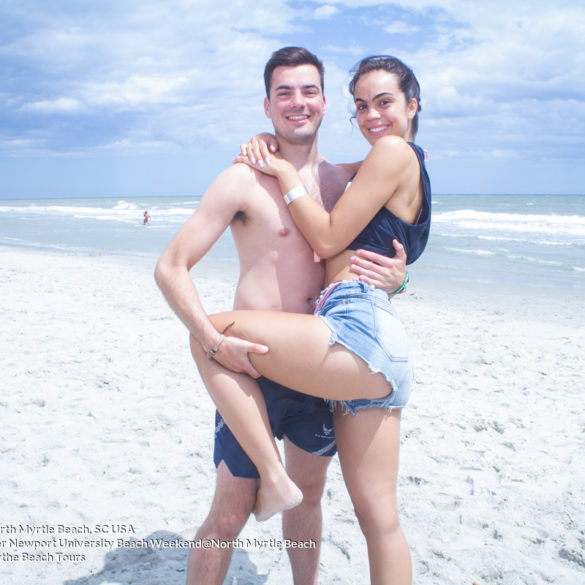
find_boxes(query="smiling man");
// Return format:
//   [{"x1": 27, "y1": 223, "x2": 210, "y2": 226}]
[{"x1": 155, "y1": 47, "x2": 407, "y2": 585}]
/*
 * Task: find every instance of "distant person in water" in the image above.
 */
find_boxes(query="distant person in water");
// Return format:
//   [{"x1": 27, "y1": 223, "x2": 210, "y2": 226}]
[{"x1": 143, "y1": 211, "x2": 150, "y2": 224}]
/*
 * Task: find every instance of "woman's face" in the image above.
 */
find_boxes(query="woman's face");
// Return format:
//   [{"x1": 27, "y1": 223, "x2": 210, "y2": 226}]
[{"x1": 353, "y1": 69, "x2": 417, "y2": 145}]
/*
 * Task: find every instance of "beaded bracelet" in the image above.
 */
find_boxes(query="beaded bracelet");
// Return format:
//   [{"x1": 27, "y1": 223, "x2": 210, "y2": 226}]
[
  {"x1": 207, "y1": 321, "x2": 235, "y2": 359},
  {"x1": 389, "y1": 270, "x2": 409, "y2": 296}
]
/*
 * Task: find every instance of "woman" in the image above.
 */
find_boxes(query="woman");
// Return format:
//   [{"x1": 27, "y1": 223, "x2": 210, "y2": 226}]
[{"x1": 196, "y1": 55, "x2": 430, "y2": 585}]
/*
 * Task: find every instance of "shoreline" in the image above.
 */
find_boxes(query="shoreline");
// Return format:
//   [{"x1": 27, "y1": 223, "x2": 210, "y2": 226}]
[
  {"x1": 3, "y1": 238, "x2": 583, "y2": 296},
  {"x1": 2, "y1": 247, "x2": 584, "y2": 584}
]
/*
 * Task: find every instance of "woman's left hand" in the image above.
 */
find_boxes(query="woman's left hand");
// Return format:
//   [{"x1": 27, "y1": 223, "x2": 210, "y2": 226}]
[
  {"x1": 233, "y1": 151, "x2": 292, "y2": 178},
  {"x1": 239, "y1": 133, "x2": 279, "y2": 164}
]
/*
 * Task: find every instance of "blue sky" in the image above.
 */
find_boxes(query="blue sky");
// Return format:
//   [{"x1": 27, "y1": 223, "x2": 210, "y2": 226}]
[{"x1": 1, "y1": 0, "x2": 584, "y2": 198}]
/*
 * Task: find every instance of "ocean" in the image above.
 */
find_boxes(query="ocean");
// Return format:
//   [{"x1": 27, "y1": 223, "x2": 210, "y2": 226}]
[{"x1": 1, "y1": 194, "x2": 584, "y2": 291}]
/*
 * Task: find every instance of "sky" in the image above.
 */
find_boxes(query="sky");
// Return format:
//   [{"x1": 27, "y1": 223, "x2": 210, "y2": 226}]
[{"x1": 1, "y1": 0, "x2": 584, "y2": 198}]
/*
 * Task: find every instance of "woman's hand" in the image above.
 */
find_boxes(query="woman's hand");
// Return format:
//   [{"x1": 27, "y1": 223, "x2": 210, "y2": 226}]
[
  {"x1": 233, "y1": 149, "x2": 294, "y2": 180},
  {"x1": 235, "y1": 132, "x2": 305, "y2": 199},
  {"x1": 239, "y1": 133, "x2": 279, "y2": 166}
]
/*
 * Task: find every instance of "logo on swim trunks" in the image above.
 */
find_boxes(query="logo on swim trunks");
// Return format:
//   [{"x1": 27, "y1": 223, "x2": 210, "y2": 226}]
[
  {"x1": 321, "y1": 424, "x2": 333, "y2": 436},
  {"x1": 214, "y1": 419, "x2": 225, "y2": 436}
]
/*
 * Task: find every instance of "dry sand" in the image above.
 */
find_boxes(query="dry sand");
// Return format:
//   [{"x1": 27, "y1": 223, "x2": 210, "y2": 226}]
[{"x1": 1, "y1": 247, "x2": 584, "y2": 584}]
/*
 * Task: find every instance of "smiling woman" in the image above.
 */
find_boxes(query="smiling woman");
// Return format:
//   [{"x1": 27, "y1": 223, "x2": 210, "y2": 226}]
[{"x1": 351, "y1": 54, "x2": 422, "y2": 140}]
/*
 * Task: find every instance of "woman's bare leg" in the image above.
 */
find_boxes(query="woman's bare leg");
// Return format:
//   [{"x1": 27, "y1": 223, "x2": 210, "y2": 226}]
[
  {"x1": 209, "y1": 310, "x2": 391, "y2": 401},
  {"x1": 334, "y1": 408, "x2": 411, "y2": 585},
  {"x1": 190, "y1": 336, "x2": 302, "y2": 521}
]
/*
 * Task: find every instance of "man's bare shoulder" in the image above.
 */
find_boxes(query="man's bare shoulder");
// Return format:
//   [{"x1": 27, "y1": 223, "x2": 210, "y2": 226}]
[
  {"x1": 198, "y1": 163, "x2": 273, "y2": 219},
  {"x1": 317, "y1": 158, "x2": 352, "y2": 210},
  {"x1": 207, "y1": 162, "x2": 259, "y2": 196},
  {"x1": 320, "y1": 158, "x2": 352, "y2": 186}
]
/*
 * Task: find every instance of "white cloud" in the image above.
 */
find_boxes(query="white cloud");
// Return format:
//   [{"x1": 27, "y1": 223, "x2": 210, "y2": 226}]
[
  {"x1": 313, "y1": 5, "x2": 340, "y2": 19},
  {"x1": 0, "y1": 137, "x2": 45, "y2": 150},
  {"x1": 383, "y1": 21, "x2": 420, "y2": 34},
  {"x1": 22, "y1": 97, "x2": 84, "y2": 114},
  {"x1": 82, "y1": 74, "x2": 191, "y2": 109},
  {"x1": 1, "y1": 0, "x2": 583, "y2": 192},
  {"x1": 1, "y1": 0, "x2": 297, "y2": 152}
]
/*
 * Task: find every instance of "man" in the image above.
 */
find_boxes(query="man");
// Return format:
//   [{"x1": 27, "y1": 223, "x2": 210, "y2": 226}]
[{"x1": 155, "y1": 47, "x2": 407, "y2": 585}]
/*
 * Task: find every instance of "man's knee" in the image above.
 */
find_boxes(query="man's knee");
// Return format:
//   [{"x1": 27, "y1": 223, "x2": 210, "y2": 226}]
[
  {"x1": 285, "y1": 443, "x2": 330, "y2": 505},
  {"x1": 295, "y1": 469, "x2": 327, "y2": 505},
  {"x1": 200, "y1": 506, "x2": 249, "y2": 541},
  {"x1": 199, "y1": 462, "x2": 257, "y2": 540}
]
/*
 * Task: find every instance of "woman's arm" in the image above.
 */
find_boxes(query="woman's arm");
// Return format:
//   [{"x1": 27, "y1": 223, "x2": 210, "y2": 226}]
[
  {"x1": 236, "y1": 134, "x2": 409, "y2": 289},
  {"x1": 241, "y1": 136, "x2": 416, "y2": 258}
]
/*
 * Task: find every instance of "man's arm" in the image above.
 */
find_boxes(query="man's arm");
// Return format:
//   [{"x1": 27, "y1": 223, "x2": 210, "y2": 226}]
[
  {"x1": 154, "y1": 165, "x2": 267, "y2": 378},
  {"x1": 350, "y1": 240, "x2": 408, "y2": 294}
]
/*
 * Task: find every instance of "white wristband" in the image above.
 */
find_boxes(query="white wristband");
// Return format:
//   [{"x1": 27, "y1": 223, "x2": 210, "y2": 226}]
[{"x1": 283, "y1": 185, "x2": 308, "y2": 205}]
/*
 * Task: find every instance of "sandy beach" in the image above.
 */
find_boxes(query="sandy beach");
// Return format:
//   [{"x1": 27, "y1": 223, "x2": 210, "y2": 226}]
[{"x1": 1, "y1": 246, "x2": 584, "y2": 585}]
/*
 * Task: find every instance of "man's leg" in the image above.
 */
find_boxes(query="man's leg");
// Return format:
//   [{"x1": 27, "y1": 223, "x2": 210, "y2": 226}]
[
  {"x1": 187, "y1": 461, "x2": 257, "y2": 585},
  {"x1": 282, "y1": 439, "x2": 331, "y2": 585}
]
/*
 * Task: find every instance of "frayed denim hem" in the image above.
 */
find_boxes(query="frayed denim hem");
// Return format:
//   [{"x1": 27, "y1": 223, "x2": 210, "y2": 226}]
[
  {"x1": 318, "y1": 315, "x2": 408, "y2": 416},
  {"x1": 326, "y1": 398, "x2": 402, "y2": 416}
]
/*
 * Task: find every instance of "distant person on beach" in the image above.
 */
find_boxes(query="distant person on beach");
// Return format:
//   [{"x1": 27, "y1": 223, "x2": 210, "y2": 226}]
[
  {"x1": 187, "y1": 54, "x2": 430, "y2": 584},
  {"x1": 143, "y1": 211, "x2": 150, "y2": 224},
  {"x1": 155, "y1": 47, "x2": 407, "y2": 585}
]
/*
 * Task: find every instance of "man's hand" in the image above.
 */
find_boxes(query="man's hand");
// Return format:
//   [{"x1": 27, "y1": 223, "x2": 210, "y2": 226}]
[
  {"x1": 211, "y1": 335, "x2": 269, "y2": 379},
  {"x1": 350, "y1": 239, "x2": 408, "y2": 293}
]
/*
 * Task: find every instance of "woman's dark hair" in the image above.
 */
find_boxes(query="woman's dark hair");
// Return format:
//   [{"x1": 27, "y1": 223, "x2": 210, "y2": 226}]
[
  {"x1": 349, "y1": 55, "x2": 422, "y2": 137},
  {"x1": 264, "y1": 47, "x2": 325, "y2": 97}
]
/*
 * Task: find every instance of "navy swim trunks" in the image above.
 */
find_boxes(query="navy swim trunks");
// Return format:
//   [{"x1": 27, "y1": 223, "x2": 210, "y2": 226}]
[{"x1": 214, "y1": 377, "x2": 337, "y2": 479}]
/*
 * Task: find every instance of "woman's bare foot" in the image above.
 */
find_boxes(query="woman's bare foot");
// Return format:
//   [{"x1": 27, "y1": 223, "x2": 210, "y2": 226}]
[{"x1": 253, "y1": 477, "x2": 303, "y2": 522}]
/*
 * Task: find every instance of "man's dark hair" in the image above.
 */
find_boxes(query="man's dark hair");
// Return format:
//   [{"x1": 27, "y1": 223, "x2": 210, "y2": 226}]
[{"x1": 264, "y1": 47, "x2": 325, "y2": 97}]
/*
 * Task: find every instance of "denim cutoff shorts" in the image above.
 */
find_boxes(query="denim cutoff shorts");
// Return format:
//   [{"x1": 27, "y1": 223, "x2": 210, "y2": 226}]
[{"x1": 314, "y1": 280, "x2": 413, "y2": 414}]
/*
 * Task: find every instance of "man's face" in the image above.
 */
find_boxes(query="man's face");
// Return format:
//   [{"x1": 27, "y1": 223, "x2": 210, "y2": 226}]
[{"x1": 264, "y1": 64, "x2": 326, "y2": 144}]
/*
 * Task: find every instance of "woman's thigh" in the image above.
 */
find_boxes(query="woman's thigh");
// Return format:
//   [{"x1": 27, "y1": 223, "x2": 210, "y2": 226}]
[{"x1": 210, "y1": 310, "x2": 391, "y2": 401}]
